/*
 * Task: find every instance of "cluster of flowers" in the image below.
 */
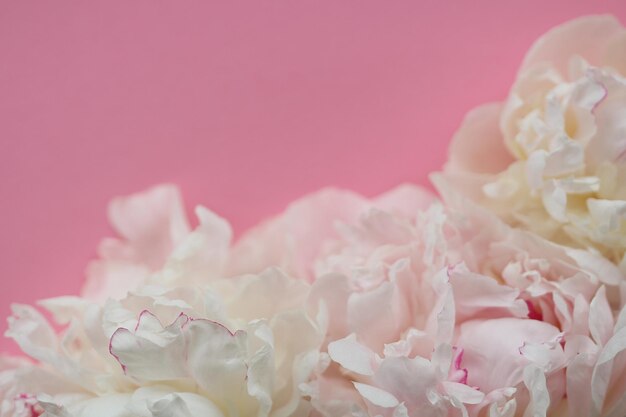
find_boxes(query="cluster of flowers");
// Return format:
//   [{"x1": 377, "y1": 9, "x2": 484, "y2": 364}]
[{"x1": 2, "y1": 15, "x2": 626, "y2": 417}]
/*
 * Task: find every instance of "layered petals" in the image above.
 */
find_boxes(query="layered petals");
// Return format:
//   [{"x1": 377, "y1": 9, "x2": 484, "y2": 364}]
[{"x1": 439, "y1": 15, "x2": 626, "y2": 266}]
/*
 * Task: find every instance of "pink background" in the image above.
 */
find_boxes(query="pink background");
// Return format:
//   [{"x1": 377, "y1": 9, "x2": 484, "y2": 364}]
[{"x1": 1, "y1": 1, "x2": 625, "y2": 352}]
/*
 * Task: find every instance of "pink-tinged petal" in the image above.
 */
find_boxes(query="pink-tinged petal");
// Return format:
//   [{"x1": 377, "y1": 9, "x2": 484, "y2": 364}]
[
  {"x1": 440, "y1": 381, "x2": 484, "y2": 404},
  {"x1": 488, "y1": 399, "x2": 517, "y2": 417},
  {"x1": 585, "y1": 72, "x2": 626, "y2": 171},
  {"x1": 448, "y1": 264, "x2": 528, "y2": 321},
  {"x1": 302, "y1": 373, "x2": 366, "y2": 417},
  {"x1": 475, "y1": 387, "x2": 517, "y2": 417},
  {"x1": 566, "y1": 350, "x2": 596, "y2": 417},
  {"x1": 347, "y1": 278, "x2": 411, "y2": 352},
  {"x1": 565, "y1": 248, "x2": 623, "y2": 286},
  {"x1": 382, "y1": 328, "x2": 433, "y2": 360},
  {"x1": 430, "y1": 343, "x2": 454, "y2": 380},
  {"x1": 553, "y1": 292, "x2": 573, "y2": 335},
  {"x1": 327, "y1": 334, "x2": 376, "y2": 376},
  {"x1": 448, "y1": 347, "x2": 468, "y2": 384},
  {"x1": 523, "y1": 365, "x2": 550, "y2": 417},
  {"x1": 589, "y1": 286, "x2": 615, "y2": 346},
  {"x1": 520, "y1": 15, "x2": 625, "y2": 76},
  {"x1": 185, "y1": 319, "x2": 249, "y2": 410},
  {"x1": 570, "y1": 295, "x2": 590, "y2": 337},
  {"x1": 591, "y1": 326, "x2": 626, "y2": 415},
  {"x1": 108, "y1": 312, "x2": 188, "y2": 380},
  {"x1": 308, "y1": 272, "x2": 351, "y2": 343},
  {"x1": 425, "y1": 268, "x2": 455, "y2": 345},
  {"x1": 446, "y1": 102, "x2": 514, "y2": 175},
  {"x1": 353, "y1": 382, "x2": 399, "y2": 408},
  {"x1": 519, "y1": 335, "x2": 566, "y2": 373},
  {"x1": 455, "y1": 318, "x2": 561, "y2": 393},
  {"x1": 372, "y1": 356, "x2": 438, "y2": 412}
]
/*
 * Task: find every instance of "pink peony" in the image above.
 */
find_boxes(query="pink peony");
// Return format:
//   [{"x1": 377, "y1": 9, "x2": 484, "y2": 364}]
[{"x1": 306, "y1": 186, "x2": 626, "y2": 417}]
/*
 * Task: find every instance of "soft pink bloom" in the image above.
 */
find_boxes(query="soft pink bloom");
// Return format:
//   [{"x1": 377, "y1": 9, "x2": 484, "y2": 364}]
[
  {"x1": 305, "y1": 188, "x2": 626, "y2": 417},
  {"x1": 438, "y1": 15, "x2": 626, "y2": 266}
]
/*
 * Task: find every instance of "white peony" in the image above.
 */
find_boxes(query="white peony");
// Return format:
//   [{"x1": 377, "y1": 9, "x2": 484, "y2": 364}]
[
  {"x1": 1, "y1": 185, "x2": 326, "y2": 417},
  {"x1": 440, "y1": 15, "x2": 626, "y2": 267}
]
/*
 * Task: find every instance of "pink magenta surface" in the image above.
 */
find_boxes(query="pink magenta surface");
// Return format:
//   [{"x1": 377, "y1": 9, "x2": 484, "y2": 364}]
[{"x1": 1, "y1": 1, "x2": 625, "y2": 352}]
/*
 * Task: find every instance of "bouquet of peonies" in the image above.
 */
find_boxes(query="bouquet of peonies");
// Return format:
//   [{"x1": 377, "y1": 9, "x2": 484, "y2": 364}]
[{"x1": 2, "y1": 14, "x2": 626, "y2": 417}]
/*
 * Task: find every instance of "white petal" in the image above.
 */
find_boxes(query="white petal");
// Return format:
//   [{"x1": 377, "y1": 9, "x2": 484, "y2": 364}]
[
  {"x1": 441, "y1": 381, "x2": 485, "y2": 404},
  {"x1": 327, "y1": 334, "x2": 375, "y2": 376},
  {"x1": 591, "y1": 326, "x2": 626, "y2": 415},
  {"x1": 108, "y1": 312, "x2": 188, "y2": 381},
  {"x1": 589, "y1": 286, "x2": 615, "y2": 346},
  {"x1": 523, "y1": 365, "x2": 550, "y2": 417},
  {"x1": 353, "y1": 382, "x2": 399, "y2": 408},
  {"x1": 185, "y1": 319, "x2": 249, "y2": 408},
  {"x1": 542, "y1": 180, "x2": 568, "y2": 222}
]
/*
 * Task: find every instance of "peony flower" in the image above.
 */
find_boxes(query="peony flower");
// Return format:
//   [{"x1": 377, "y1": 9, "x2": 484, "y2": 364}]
[
  {"x1": 1, "y1": 184, "x2": 331, "y2": 417},
  {"x1": 304, "y1": 187, "x2": 626, "y2": 417},
  {"x1": 0, "y1": 183, "x2": 436, "y2": 417},
  {"x1": 438, "y1": 15, "x2": 626, "y2": 267}
]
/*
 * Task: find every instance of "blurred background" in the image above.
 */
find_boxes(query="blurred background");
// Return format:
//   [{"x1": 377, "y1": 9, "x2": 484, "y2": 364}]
[{"x1": 1, "y1": 1, "x2": 625, "y2": 352}]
